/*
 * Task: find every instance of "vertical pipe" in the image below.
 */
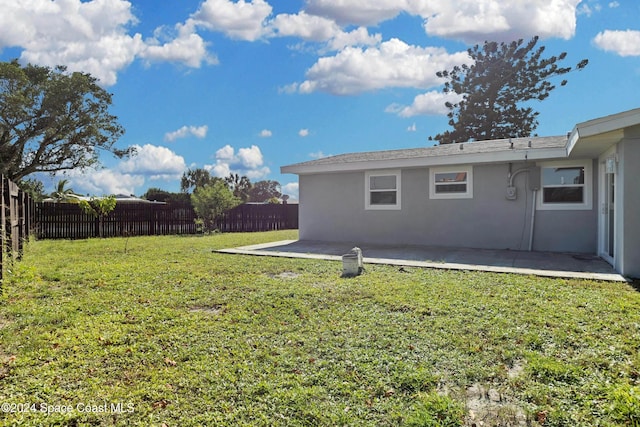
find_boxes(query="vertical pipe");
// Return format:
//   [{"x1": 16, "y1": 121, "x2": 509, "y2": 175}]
[{"x1": 529, "y1": 189, "x2": 537, "y2": 251}]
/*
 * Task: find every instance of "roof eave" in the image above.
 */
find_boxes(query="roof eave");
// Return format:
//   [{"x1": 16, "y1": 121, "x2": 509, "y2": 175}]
[{"x1": 281, "y1": 147, "x2": 568, "y2": 175}]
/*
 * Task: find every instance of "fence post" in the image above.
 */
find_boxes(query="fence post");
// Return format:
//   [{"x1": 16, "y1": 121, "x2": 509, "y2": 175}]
[
  {"x1": 0, "y1": 175, "x2": 36, "y2": 282},
  {"x1": 1, "y1": 176, "x2": 5, "y2": 281}
]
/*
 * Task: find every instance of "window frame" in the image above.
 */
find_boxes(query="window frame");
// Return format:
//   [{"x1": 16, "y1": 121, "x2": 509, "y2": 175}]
[
  {"x1": 365, "y1": 170, "x2": 401, "y2": 210},
  {"x1": 538, "y1": 159, "x2": 593, "y2": 211},
  {"x1": 429, "y1": 166, "x2": 473, "y2": 199}
]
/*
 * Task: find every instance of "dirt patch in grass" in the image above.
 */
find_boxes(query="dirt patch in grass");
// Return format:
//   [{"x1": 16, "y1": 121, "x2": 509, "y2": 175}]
[
  {"x1": 465, "y1": 384, "x2": 528, "y2": 426},
  {"x1": 507, "y1": 359, "x2": 526, "y2": 379}
]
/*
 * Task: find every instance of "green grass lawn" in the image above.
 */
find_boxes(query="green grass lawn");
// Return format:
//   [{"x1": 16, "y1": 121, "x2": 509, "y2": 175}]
[{"x1": 1, "y1": 231, "x2": 639, "y2": 426}]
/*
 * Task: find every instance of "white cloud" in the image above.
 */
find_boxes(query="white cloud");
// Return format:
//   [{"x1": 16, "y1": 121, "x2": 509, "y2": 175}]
[
  {"x1": 61, "y1": 169, "x2": 145, "y2": 196},
  {"x1": 164, "y1": 125, "x2": 209, "y2": 142},
  {"x1": 407, "y1": 123, "x2": 417, "y2": 132},
  {"x1": 119, "y1": 144, "x2": 187, "y2": 180},
  {"x1": 299, "y1": 129, "x2": 310, "y2": 137},
  {"x1": 594, "y1": 30, "x2": 640, "y2": 57},
  {"x1": 0, "y1": 0, "x2": 221, "y2": 86},
  {"x1": 281, "y1": 182, "x2": 299, "y2": 202},
  {"x1": 260, "y1": 129, "x2": 273, "y2": 137},
  {"x1": 0, "y1": 0, "x2": 146, "y2": 86},
  {"x1": 191, "y1": 0, "x2": 273, "y2": 41},
  {"x1": 0, "y1": 0, "x2": 588, "y2": 88},
  {"x1": 325, "y1": 27, "x2": 381, "y2": 52},
  {"x1": 609, "y1": 1, "x2": 620, "y2": 8},
  {"x1": 205, "y1": 144, "x2": 270, "y2": 180},
  {"x1": 387, "y1": 91, "x2": 464, "y2": 117},
  {"x1": 49, "y1": 143, "x2": 187, "y2": 195},
  {"x1": 272, "y1": 11, "x2": 341, "y2": 41},
  {"x1": 296, "y1": 39, "x2": 471, "y2": 95},
  {"x1": 305, "y1": 1, "x2": 582, "y2": 43},
  {"x1": 309, "y1": 151, "x2": 330, "y2": 159},
  {"x1": 305, "y1": 0, "x2": 406, "y2": 26},
  {"x1": 141, "y1": 23, "x2": 217, "y2": 67},
  {"x1": 271, "y1": 11, "x2": 380, "y2": 51},
  {"x1": 421, "y1": 0, "x2": 582, "y2": 42},
  {"x1": 237, "y1": 145, "x2": 264, "y2": 168},
  {"x1": 577, "y1": 2, "x2": 602, "y2": 17}
]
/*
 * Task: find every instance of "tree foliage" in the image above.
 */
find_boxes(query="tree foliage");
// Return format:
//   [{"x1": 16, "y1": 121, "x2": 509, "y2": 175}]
[
  {"x1": 248, "y1": 180, "x2": 282, "y2": 202},
  {"x1": 225, "y1": 173, "x2": 252, "y2": 202},
  {"x1": 142, "y1": 187, "x2": 191, "y2": 204},
  {"x1": 190, "y1": 180, "x2": 240, "y2": 232},
  {"x1": 431, "y1": 37, "x2": 588, "y2": 144},
  {"x1": 19, "y1": 177, "x2": 46, "y2": 201},
  {"x1": 180, "y1": 168, "x2": 219, "y2": 193},
  {"x1": 77, "y1": 195, "x2": 117, "y2": 238},
  {"x1": 0, "y1": 60, "x2": 131, "y2": 181},
  {"x1": 50, "y1": 179, "x2": 79, "y2": 202},
  {"x1": 78, "y1": 196, "x2": 117, "y2": 218}
]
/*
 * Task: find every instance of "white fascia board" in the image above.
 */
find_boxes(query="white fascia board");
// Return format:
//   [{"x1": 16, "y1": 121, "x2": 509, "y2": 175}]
[
  {"x1": 567, "y1": 127, "x2": 580, "y2": 155},
  {"x1": 281, "y1": 147, "x2": 568, "y2": 175},
  {"x1": 574, "y1": 108, "x2": 640, "y2": 139}
]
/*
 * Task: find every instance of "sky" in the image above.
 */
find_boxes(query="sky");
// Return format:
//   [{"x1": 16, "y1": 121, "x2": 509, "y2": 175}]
[{"x1": 1, "y1": 0, "x2": 639, "y2": 201}]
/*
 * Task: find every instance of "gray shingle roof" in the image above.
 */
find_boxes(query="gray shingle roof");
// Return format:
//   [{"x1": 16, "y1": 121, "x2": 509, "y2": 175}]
[{"x1": 282, "y1": 135, "x2": 569, "y2": 174}]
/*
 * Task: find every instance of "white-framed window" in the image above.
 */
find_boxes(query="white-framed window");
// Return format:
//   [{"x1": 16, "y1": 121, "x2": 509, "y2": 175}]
[
  {"x1": 429, "y1": 166, "x2": 473, "y2": 199},
  {"x1": 538, "y1": 160, "x2": 592, "y2": 210},
  {"x1": 365, "y1": 170, "x2": 401, "y2": 210}
]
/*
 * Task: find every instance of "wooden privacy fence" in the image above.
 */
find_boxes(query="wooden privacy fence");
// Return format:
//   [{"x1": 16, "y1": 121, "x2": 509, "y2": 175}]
[
  {"x1": 216, "y1": 203, "x2": 298, "y2": 232},
  {"x1": 1, "y1": 175, "x2": 35, "y2": 281},
  {"x1": 35, "y1": 202, "x2": 298, "y2": 238},
  {"x1": 36, "y1": 202, "x2": 197, "y2": 239}
]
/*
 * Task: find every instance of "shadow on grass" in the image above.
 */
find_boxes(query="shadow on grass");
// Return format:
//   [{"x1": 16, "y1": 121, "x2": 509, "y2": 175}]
[{"x1": 628, "y1": 279, "x2": 640, "y2": 293}]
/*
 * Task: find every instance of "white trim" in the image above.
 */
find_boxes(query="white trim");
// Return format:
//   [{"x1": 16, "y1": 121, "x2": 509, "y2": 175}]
[
  {"x1": 598, "y1": 146, "x2": 617, "y2": 265},
  {"x1": 567, "y1": 128, "x2": 580, "y2": 154},
  {"x1": 573, "y1": 108, "x2": 640, "y2": 140},
  {"x1": 537, "y1": 159, "x2": 593, "y2": 211},
  {"x1": 365, "y1": 170, "x2": 401, "y2": 210},
  {"x1": 429, "y1": 165, "x2": 473, "y2": 199}
]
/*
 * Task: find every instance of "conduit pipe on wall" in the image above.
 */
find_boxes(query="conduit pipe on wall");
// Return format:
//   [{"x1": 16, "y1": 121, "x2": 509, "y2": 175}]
[
  {"x1": 529, "y1": 189, "x2": 537, "y2": 251},
  {"x1": 508, "y1": 168, "x2": 529, "y2": 187}
]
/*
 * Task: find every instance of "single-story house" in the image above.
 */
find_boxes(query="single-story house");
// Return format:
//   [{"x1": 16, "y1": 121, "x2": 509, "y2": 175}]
[{"x1": 281, "y1": 108, "x2": 640, "y2": 278}]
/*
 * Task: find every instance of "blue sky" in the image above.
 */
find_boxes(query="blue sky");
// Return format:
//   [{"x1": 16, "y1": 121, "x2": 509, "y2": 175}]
[{"x1": 1, "y1": 0, "x2": 639, "y2": 201}]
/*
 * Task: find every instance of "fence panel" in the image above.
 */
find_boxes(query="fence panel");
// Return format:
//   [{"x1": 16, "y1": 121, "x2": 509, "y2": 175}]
[
  {"x1": 35, "y1": 201, "x2": 297, "y2": 239},
  {"x1": 1, "y1": 175, "x2": 34, "y2": 282},
  {"x1": 35, "y1": 202, "x2": 198, "y2": 239},
  {"x1": 216, "y1": 203, "x2": 298, "y2": 232}
]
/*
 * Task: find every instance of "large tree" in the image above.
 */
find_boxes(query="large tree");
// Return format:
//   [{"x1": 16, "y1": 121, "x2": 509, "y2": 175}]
[
  {"x1": 248, "y1": 180, "x2": 281, "y2": 202},
  {"x1": 181, "y1": 168, "x2": 218, "y2": 193},
  {"x1": 225, "y1": 173, "x2": 252, "y2": 202},
  {"x1": 431, "y1": 37, "x2": 588, "y2": 144},
  {"x1": 0, "y1": 60, "x2": 131, "y2": 181}
]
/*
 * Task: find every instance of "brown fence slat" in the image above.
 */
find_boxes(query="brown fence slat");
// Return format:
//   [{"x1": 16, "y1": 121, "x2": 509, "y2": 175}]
[
  {"x1": 35, "y1": 202, "x2": 198, "y2": 239},
  {"x1": 1, "y1": 175, "x2": 35, "y2": 283},
  {"x1": 35, "y1": 202, "x2": 298, "y2": 239},
  {"x1": 216, "y1": 203, "x2": 298, "y2": 232}
]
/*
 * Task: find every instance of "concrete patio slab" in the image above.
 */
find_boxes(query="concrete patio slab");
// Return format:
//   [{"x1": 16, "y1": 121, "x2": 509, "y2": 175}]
[{"x1": 216, "y1": 239, "x2": 628, "y2": 282}]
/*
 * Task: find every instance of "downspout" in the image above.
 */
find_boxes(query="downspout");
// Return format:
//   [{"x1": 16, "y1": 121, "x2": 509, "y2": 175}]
[{"x1": 529, "y1": 189, "x2": 537, "y2": 251}]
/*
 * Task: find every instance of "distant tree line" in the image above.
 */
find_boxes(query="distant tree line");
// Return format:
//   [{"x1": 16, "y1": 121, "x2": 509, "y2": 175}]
[
  {"x1": 142, "y1": 168, "x2": 283, "y2": 205},
  {"x1": 143, "y1": 168, "x2": 286, "y2": 233}
]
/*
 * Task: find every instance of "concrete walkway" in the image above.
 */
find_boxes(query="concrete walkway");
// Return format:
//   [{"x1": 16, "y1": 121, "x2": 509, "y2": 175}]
[{"x1": 217, "y1": 239, "x2": 628, "y2": 282}]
